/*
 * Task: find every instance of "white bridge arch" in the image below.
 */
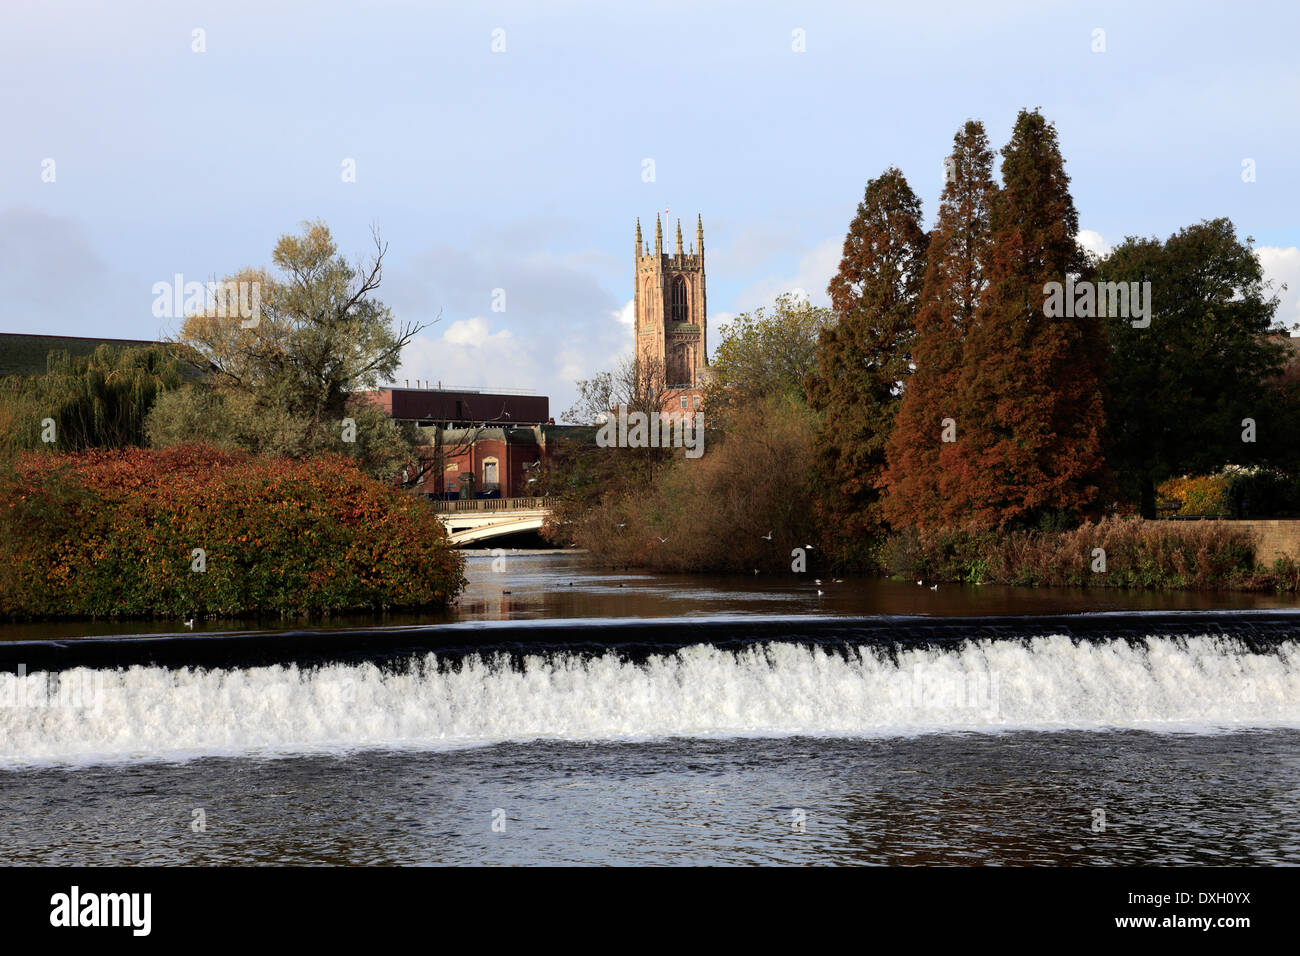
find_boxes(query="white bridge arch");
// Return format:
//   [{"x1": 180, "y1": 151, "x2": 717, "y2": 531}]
[{"x1": 432, "y1": 497, "x2": 553, "y2": 547}]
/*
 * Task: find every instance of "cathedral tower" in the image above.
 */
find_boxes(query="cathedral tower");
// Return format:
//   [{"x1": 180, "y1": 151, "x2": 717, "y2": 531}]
[{"x1": 634, "y1": 214, "x2": 707, "y2": 389}]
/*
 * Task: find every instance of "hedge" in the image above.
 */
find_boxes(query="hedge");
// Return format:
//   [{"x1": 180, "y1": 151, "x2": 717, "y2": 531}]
[{"x1": 0, "y1": 444, "x2": 465, "y2": 620}]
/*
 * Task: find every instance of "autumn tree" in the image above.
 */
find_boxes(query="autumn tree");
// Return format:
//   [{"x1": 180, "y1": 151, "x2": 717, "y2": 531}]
[
  {"x1": 806, "y1": 167, "x2": 928, "y2": 567},
  {"x1": 882, "y1": 121, "x2": 998, "y2": 528},
  {"x1": 947, "y1": 109, "x2": 1108, "y2": 529},
  {"x1": 1099, "y1": 218, "x2": 1291, "y2": 515}
]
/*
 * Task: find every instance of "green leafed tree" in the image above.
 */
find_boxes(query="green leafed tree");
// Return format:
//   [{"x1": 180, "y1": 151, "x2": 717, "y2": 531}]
[
  {"x1": 1098, "y1": 218, "x2": 1292, "y2": 515},
  {"x1": 807, "y1": 166, "x2": 929, "y2": 566},
  {"x1": 703, "y1": 292, "x2": 831, "y2": 431}
]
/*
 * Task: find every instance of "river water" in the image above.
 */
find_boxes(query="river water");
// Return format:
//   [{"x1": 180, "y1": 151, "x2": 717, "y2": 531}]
[{"x1": 2, "y1": 551, "x2": 1299, "y2": 865}]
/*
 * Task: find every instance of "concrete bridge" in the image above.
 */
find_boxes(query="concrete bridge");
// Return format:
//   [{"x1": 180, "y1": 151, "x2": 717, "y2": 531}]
[{"x1": 431, "y1": 496, "x2": 555, "y2": 546}]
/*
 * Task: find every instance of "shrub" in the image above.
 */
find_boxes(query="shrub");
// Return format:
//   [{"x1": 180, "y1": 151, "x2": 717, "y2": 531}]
[
  {"x1": 0, "y1": 444, "x2": 465, "y2": 620},
  {"x1": 554, "y1": 394, "x2": 818, "y2": 572},
  {"x1": 880, "y1": 516, "x2": 1261, "y2": 590},
  {"x1": 1156, "y1": 473, "x2": 1231, "y2": 517}
]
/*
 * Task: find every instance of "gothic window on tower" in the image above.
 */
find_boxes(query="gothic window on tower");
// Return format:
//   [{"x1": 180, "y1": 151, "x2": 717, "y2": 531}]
[{"x1": 670, "y1": 275, "x2": 689, "y2": 324}]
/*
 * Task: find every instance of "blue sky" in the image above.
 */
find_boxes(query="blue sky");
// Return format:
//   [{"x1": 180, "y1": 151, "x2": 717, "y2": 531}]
[{"x1": 3, "y1": 0, "x2": 1297, "y2": 415}]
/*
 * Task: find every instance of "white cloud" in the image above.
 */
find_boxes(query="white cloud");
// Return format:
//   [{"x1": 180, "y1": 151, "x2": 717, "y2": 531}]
[
  {"x1": 1258, "y1": 246, "x2": 1300, "y2": 334},
  {"x1": 730, "y1": 236, "x2": 841, "y2": 314},
  {"x1": 382, "y1": 234, "x2": 630, "y2": 413},
  {"x1": 1077, "y1": 229, "x2": 1111, "y2": 260},
  {"x1": 711, "y1": 311, "x2": 736, "y2": 333},
  {"x1": 613, "y1": 299, "x2": 634, "y2": 327},
  {"x1": 397, "y1": 316, "x2": 536, "y2": 392},
  {"x1": 442, "y1": 316, "x2": 512, "y2": 347}
]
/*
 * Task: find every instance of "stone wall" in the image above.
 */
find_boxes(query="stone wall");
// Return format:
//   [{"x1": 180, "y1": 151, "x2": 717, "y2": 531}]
[{"x1": 1229, "y1": 519, "x2": 1300, "y2": 563}]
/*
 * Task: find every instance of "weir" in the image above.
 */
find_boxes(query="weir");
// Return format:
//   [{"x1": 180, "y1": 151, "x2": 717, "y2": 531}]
[
  {"x1": 3, "y1": 611, "x2": 1299, "y2": 768},
  {"x1": 4, "y1": 610, "x2": 1300, "y2": 673}
]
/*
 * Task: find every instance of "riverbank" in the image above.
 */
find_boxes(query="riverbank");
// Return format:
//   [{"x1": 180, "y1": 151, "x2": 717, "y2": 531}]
[{"x1": 879, "y1": 516, "x2": 1300, "y2": 593}]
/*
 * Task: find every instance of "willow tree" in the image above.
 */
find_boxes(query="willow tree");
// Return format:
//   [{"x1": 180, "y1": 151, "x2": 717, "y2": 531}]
[
  {"x1": 807, "y1": 167, "x2": 928, "y2": 566},
  {"x1": 152, "y1": 220, "x2": 427, "y2": 478},
  {"x1": 882, "y1": 121, "x2": 998, "y2": 529},
  {"x1": 0, "y1": 344, "x2": 183, "y2": 453}
]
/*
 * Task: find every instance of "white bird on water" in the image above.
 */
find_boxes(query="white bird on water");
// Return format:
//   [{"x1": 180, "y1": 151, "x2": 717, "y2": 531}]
[
  {"x1": 930, "y1": 584, "x2": 938, "y2": 591},
  {"x1": 761, "y1": 531, "x2": 774, "y2": 541},
  {"x1": 184, "y1": 618, "x2": 194, "y2": 629}
]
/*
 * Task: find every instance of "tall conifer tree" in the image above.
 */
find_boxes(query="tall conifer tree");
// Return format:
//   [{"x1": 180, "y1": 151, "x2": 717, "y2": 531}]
[
  {"x1": 807, "y1": 167, "x2": 928, "y2": 565},
  {"x1": 882, "y1": 121, "x2": 997, "y2": 528},
  {"x1": 949, "y1": 109, "x2": 1108, "y2": 529}
]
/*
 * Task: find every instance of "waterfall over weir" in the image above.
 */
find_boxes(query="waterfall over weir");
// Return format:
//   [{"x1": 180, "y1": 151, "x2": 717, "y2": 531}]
[{"x1": 2, "y1": 612, "x2": 1299, "y2": 767}]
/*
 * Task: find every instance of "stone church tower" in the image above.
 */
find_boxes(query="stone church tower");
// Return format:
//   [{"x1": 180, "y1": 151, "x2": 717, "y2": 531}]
[{"x1": 634, "y1": 214, "x2": 707, "y2": 389}]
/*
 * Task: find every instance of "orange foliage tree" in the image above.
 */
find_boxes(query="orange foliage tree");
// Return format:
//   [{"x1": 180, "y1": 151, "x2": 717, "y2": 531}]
[{"x1": 946, "y1": 110, "x2": 1109, "y2": 529}]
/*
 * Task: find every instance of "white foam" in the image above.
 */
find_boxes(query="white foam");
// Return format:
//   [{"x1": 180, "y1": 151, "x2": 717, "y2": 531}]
[{"x1": 1, "y1": 634, "x2": 1297, "y2": 768}]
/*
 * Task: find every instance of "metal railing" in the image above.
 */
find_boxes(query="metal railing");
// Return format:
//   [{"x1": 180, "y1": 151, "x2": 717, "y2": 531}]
[{"x1": 430, "y1": 496, "x2": 554, "y2": 513}]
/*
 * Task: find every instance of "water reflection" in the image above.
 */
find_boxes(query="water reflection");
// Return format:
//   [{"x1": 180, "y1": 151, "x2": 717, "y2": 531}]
[{"x1": 2, "y1": 550, "x2": 1296, "y2": 642}]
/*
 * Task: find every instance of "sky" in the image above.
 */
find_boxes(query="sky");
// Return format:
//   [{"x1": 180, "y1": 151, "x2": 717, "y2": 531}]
[{"x1": 2, "y1": 0, "x2": 1298, "y2": 417}]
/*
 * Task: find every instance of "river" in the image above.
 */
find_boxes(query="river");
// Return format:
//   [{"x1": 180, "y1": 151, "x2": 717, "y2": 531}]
[{"x1": 1, "y1": 551, "x2": 1298, "y2": 865}]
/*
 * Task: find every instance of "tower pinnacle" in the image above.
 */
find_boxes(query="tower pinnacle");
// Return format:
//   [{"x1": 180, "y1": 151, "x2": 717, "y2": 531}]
[
  {"x1": 675, "y1": 219, "x2": 683, "y2": 257},
  {"x1": 654, "y1": 214, "x2": 663, "y2": 255}
]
